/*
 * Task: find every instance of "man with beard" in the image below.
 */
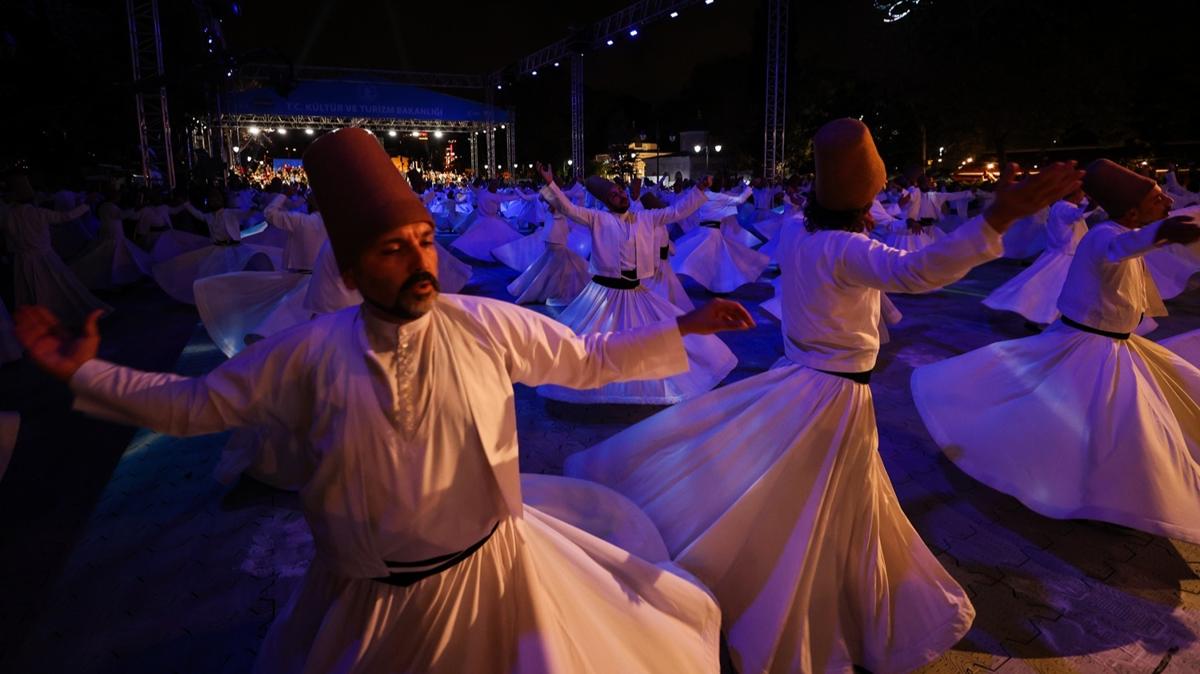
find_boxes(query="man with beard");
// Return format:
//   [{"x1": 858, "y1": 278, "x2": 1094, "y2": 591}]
[{"x1": 14, "y1": 127, "x2": 754, "y2": 673}]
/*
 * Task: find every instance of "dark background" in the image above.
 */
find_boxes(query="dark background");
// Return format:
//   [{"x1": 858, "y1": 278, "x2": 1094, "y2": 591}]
[{"x1": 2, "y1": 0, "x2": 1198, "y2": 182}]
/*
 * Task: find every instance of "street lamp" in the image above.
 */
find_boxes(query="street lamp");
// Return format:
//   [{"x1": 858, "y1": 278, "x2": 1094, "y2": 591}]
[{"x1": 693, "y1": 143, "x2": 722, "y2": 171}]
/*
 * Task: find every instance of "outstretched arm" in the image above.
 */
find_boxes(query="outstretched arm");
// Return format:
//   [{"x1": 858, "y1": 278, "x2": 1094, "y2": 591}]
[
  {"x1": 536, "y1": 163, "x2": 602, "y2": 229},
  {"x1": 839, "y1": 162, "x2": 1084, "y2": 293},
  {"x1": 646, "y1": 175, "x2": 713, "y2": 228},
  {"x1": 466, "y1": 296, "x2": 753, "y2": 389},
  {"x1": 15, "y1": 306, "x2": 305, "y2": 436}
]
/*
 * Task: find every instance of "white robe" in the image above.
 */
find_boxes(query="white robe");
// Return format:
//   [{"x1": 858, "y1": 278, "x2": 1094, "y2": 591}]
[
  {"x1": 567, "y1": 217, "x2": 996, "y2": 674},
  {"x1": 506, "y1": 214, "x2": 589, "y2": 306},
  {"x1": 537, "y1": 182, "x2": 737, "y2": 404},
  {"x1": 913, "y1": 217, "x2": 1200, "y2": 544},
  {"x1": 983, "y1": 199, "x2": 1089, "y2": 323},
  {"x1": 152, "y1": 206, "x2": 282, "y2": 304},
  {"x1": 69, "y1": 202, "x2": 152, "y2": 289},
  {"x1": 5, "y1": 203, "x2": 112, "y2": 325},
  {"x1": 67, "y1": 296, "x2": 721, "y2": 674}
]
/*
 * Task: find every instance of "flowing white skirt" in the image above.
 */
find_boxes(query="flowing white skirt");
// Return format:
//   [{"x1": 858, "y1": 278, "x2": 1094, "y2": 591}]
[
  {"x1": 1145, "y1": 243, "x2": 1200, "y2": 299},
  {"x1": 196, "y1": 271, "x2": 311, "y2": 357},
  {"x1": 1001, "y1": 216, "x2": 1047, "y2": 259},
  {"x1": 644, "y1": 260, "x2": 694, "y2": 312},
  {"x1": 673, "y1": 228, "x2": 770, "y2": 294},
  {"x1": 539, "y1": 282, "x2": 737, "y2": 404},
  {"x1": 492, "y1": 229, "x2": 546, "y2": 272},
  {"x1": 253, "y1": 504, "x2": 721, "y2": 673},
  {"x1": 982, "y1": 249, "x2": 1074, "y2": 324},
  {"x1": 12, "y1": 249, "x2": 112, "y2": 327},
  {"x1": 565, "y1": 361, "x2": 975, "y2": 674},
  {"x1": 69, "y1": 237, "x2": 153, "y2": 289},
  {"x1": 152, "y1": 244, "x2": 283, "y2": 304},
  {"x1": 721, "y1": 218, "x2": 763, "y2": 249},
  {"x1": 435, "y1": 241, "x2": 472, "y2": 294},
  {"x1": 750, "y1": 209, "x2": 792, "y2": 243},
  {"x1": 506, "y1": 244, "x2": 589, "y2": 307},
  {"x1": 148, "y1": 229, "x2": 210, "y2": 265},
  {"x1": 1161, "y1": 328, "x2": 1200, "y2": 368},
  {"x1": 451, "y1": 215, "x2": 521, "y2": 261},
  {"x1": 0, "y1": 299, "x2": 21, "y2": 364},
  {"x1": 449, "y1": 207, "x2": 476, "y2": 234},
  {"x1": 912, "y1": 323, "x2": 1200, "y2": 544}
]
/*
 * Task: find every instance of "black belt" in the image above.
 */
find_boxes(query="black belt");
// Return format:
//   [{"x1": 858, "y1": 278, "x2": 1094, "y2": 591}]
[
  {"x1": 214, "y1": 240, "x2": 241, "y2": 246},
  {"x1": 374, "y1": 522, "x2": 499, "y2": 588},
  {"x1": 700, "y1": 220, "x2": 721, "y2": 229},
  {"x1": 659, "y1": 245, "x2": 670, "y2": 260},
  {"x1": 814, "y1": 368, "x2": 873, "y2": 384},
  {"x1": 1061, "y1": 315, "x2": 1130, "y2": 340},
  {"x1": 592, "y1": 270, "x2": 640, "y2": 290}
]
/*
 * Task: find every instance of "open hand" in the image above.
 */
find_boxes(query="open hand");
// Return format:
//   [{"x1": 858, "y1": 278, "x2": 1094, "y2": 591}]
[
  {"x1": 13, "y1": 306, "x2": 102, "y2": 381},
  {"x1": 1155, "y1": 215, "x2": 1200, "y2": 246},
  {"x1": 677, "y1": 298, "x2": 755, "y2": 335},
  {"x1": 984, "y1": 161, "x2": 1084, "y2": 233},
  {"x1": 535, "y1": 162, "x2": 555, "y2": 185}
]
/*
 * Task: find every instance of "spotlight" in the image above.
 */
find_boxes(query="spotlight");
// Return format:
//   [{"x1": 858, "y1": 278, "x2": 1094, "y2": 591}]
[
  {"x1": 554, "y1": 62, "x2": 560, "y2": 67},
  {"x1": 434, "y1": 130, "x2": 444, "y2": 138},
  {"x1": 497, "y1": 84, "x2": 503, "y2": 90},
  {"x1": 714, "y1": 145, "x2": 722, "y2": 152},
  {"x1": 501, "y1": 125, "x2": 506, "y2": 130},
  {"x1": 277, "y1": 128, "x2": 287, "y2": 135},
  {"x1": 532, "y1": 70, "x2": 538, "y2": 76},
  {"x1": 232, "y1": 145, "x2": 240, "y2": 153},
  {"x1": 670, "y1": 11, "x2": 679, "y2": 17},
  {"x1": 248, "y1": 126, "x2": 260, "y2": 135},
  {"x1": 304, "y1": 128, "x2": 314, "y2": 135},
  {"x1": 606, "y1": 39, "x2": 614, "y2": 46},
  {"x1": 705, "y1": 0, "x2": 714, "y2": 4},
  {"x1": 388, "y1": 130, "x2": 398, "y2": 137},
  {"x1": 567, "y1": 159, "x2": 574, "y2": 166},
  {"x1": 629, "y1": 29, "x2": 638, "y2": 37},
  {"x1": 693, "y1": 145, "x2": 702, "y2": 153}
]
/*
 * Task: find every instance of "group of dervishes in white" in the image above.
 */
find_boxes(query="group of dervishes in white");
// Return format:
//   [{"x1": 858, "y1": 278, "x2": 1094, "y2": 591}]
[{"x1": 5, "y1": 118, "x2": 1200, "y2": 673}]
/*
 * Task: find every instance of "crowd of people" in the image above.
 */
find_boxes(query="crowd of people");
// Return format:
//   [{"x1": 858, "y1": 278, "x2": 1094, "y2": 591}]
[{"x1": 2, "y1": 121, "x2": 1200, "y2": 673}]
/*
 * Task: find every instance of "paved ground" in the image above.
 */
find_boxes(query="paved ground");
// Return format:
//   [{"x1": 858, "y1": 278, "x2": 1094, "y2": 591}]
[{"x1": 2, "y1": 232, "x2": 1199, "y2": 673}]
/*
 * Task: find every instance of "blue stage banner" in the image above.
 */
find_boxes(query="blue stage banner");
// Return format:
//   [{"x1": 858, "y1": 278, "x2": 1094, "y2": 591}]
[
  {"x1": 225, "y1": 80, "x2": 507, "y2": 123},
  {"x1": 272, "y1": 158, "x2": 303, "y2": 170}
]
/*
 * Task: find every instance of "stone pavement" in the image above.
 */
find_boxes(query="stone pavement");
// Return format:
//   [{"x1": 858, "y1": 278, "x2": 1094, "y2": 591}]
[{"x1": 3, "y1": 236, "x2": 1199, "y2": 673}]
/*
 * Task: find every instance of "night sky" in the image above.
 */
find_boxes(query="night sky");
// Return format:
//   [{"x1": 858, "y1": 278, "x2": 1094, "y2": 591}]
[{"x1": 2, "y1": 0, "x2": 1198, "y2": 182}]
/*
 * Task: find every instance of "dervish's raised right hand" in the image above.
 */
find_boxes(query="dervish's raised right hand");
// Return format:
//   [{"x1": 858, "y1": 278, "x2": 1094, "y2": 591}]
[
  {"x1": 1156, "y1": 215, "x2": 1200, "y2": 246},
  {"x1": 536, "y1": 162, "x2": 555, "y2": 186},
  {"x1": 984, "y1": 161, "x2": 1084, "y2": 233},
  {"x1": 14, "y1": 306, "x2": 102, "y2": 382},
  {"x1": 698, "y1": 175, "x2": 713, "y2": 191}
]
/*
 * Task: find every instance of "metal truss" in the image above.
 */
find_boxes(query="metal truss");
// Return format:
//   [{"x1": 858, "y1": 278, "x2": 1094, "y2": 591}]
[
  {"x1": 515, "y1": 0, "x2": 711, "y2": 75},
  {"x1": 505, "y1": 110, "x2": 517, "y2": 173},
  {"x1": 570, "y1": 54, "x2": 585, "y2": 177},
  {"x1": 483, "y1": 83, "x2": 497, "y2": 177},
  {"x1": 469, "y1": 133, "x2": 480, "y2": 175},
  {"x1": 126, "y1": 0, "x2": 176, "y2": 187},
  {"x1": 762, "y1": 0, "x2": 788, "y2": 179},
  {"x1": 215, "y1": 114, "x2": 489, "y2": 133}
]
